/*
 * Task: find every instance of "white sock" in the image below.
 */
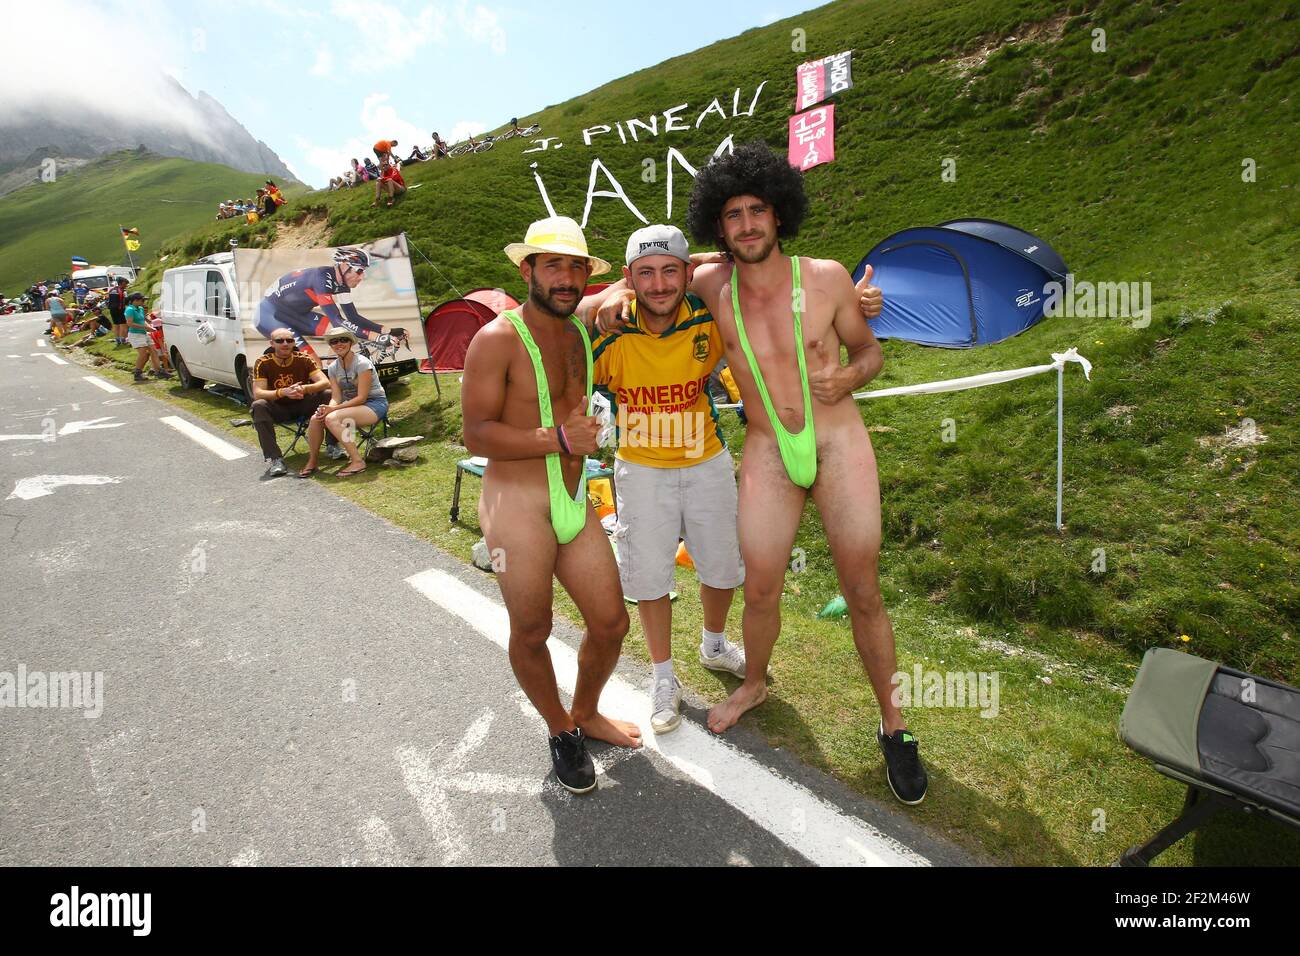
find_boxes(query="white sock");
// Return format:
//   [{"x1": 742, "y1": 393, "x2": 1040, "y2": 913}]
[
  {"x1": 652, "y1": 659, "x2": 675, "y2": 684},
  {"x1": 701, "y1": 628, "x2": 726, "y2": 656}
]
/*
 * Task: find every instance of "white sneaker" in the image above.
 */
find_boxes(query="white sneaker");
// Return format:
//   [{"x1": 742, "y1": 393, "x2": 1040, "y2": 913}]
[
  {"x1": 699, "y1": 638, "x2": 748, "y2": 679},
  {"x1": 325, "y1": 443, "x2": 348, "y2": 460},
  {"x1": 650, "y1": 675, "x2": 683, "y2": 734}
]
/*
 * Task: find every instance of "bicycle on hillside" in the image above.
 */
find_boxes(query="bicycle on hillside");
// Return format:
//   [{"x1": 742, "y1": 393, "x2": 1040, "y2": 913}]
[{"x1": 498, "y1": 124, "x2": 541, "y2": 141}]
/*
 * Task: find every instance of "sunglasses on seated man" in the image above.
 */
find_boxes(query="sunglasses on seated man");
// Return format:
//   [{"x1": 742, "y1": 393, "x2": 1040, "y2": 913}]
[{"x1": 272, "y1": 336, "x2": 295, "y2": 344}]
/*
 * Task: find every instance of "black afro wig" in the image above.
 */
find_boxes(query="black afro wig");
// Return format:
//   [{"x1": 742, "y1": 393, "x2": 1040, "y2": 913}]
[{"x1": 685, "y1": 140, "x2": 809, "y2": 251}]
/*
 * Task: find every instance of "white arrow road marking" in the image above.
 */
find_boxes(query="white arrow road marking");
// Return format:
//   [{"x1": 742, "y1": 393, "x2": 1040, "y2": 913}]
[
  {"x1": 7, "y1": 474, "x2": 125, "y2": 501},
  {"x1": 159, "y1": 416, "x2": 249, "y2": 460},
  {"x1": 407, "y1": 568, "x2": 930, "y2": 867},
  {"x1": 0, "y1": 418, "x2": 124, "y2": 443},
  {"x1": 34, "y1": 352, "x2": 67, "y2": 365},
  {"x1": 83, "y1": 376, "x2": 123, "y2": 394},
  {"x1": 58, "y1": 417, "x2": 125, "y2": 436}
]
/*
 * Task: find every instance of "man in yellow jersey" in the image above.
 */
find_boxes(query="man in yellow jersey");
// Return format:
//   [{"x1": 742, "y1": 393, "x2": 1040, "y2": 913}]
[
  {"x1": 677, "y1": 141, "x2": 928, "y2": 804},
  {"x1": 461, "y1": 216, "x2": 640, "y2": 796},
  {"x1": 574, "y1": 225, "x2": 746, "y2": 736}
]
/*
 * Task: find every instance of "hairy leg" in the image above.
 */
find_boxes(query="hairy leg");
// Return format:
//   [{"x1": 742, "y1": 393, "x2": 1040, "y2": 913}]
[
  {"x1": 708, "y1": 440, "x2": 805, "y2": 733},
  {"x1": 479, "y1": 483, "x2": 572, "y2": 737},
  {"x1": 810, "y1": 428, "x2": 906, "y2": 734},
  {"x1": 555, "y1": 504, "x2": 639, "y2": 747}
]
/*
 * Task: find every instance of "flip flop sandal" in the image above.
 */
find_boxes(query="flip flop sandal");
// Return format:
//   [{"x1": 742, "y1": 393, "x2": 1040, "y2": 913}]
[
  {"x1": 295, "y1": 466, "x2": 319, "y2": 478},
  {"x1": 337, "y1": 464, "x2": 367, "y2": 477}
]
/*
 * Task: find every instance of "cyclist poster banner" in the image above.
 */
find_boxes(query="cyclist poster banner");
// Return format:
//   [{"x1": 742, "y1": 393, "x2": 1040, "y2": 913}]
[
  {"x1": 233, "y1": 233, "x2": 426, "y2": 378},
  {"x1": 789, "y1": 104, "x2": 835, "y2": 171},
  {"x1": 795, "y1": 51, "x2": 853, "y2": 110}
]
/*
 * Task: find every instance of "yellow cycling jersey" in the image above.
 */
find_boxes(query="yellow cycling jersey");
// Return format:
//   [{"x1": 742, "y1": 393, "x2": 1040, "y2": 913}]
[{"x1": 592, "y1": 291, "x2": 724, "y2": 468}]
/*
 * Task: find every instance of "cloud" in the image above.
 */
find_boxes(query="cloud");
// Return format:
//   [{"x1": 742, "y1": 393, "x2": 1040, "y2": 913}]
[
  {"x1": 331, "y1": 0, "x2": 449, "y2": 71},
  {"x1": 1, "y1": 1, "x2": 225, "y2": 155},
  {"x1": 310, "y1": 45, "x2": 335, "y2": 76},
  {"x1": 457, "y1": 2, "x2": 506, "y2": 55}
]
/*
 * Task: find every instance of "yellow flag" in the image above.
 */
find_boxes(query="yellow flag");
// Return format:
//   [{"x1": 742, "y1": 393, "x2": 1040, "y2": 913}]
[{"x1": 125, "y1": 238, "x2": 141, "y2": 251}]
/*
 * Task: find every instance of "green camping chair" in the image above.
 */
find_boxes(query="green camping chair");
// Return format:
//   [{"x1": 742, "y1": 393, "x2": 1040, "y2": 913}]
[{"x1": 1118, "y1": 647, "x2": 1300, "y2": 865}]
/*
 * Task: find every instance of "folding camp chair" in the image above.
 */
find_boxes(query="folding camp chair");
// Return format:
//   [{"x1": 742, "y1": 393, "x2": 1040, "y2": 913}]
[{"x1": 1118, "y1": 647, "x2": 1300, "y2": 865}]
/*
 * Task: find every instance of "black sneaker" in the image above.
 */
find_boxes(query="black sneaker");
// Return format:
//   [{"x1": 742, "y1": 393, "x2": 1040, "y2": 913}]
[
  {"x1": 549, "y1": 728, "x2": 597, "y2": 794},
  {"x1": 877, "y1": 721, "x2": 928, "y2": 805},
  {"x1": 132, "y1": 371, "x2": 145, "y2": 382}
]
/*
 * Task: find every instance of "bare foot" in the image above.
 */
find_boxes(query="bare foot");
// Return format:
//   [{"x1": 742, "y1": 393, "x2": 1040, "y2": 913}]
[
  {"x1": 575, "y1": 712, "x2": 643, "y2": 748},
  {"x1": 707, "y1": 681, "x2": 767, "y2": 734}
]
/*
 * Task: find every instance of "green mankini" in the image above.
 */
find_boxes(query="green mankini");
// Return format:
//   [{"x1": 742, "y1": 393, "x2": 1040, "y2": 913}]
[
  {"x1": 729, "y1": 256, "x2": 818, "y2": 488},
  {"x1": 500, "y1": 309, "x2": 593, "y2": 544}
]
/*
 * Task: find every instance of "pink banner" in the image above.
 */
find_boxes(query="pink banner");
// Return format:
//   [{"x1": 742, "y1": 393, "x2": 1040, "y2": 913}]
[
  {"x1": 796, "y1": 60, "x2": 826, "y2": 111},
  {"x1": 788, "y1": 105, "x2": 835, "y2": 172}
]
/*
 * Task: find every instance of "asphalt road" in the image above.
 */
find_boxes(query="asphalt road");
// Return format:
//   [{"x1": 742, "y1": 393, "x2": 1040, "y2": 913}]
[{"x1": 0, "y1": 313, "x2": 975, "y2": 867}]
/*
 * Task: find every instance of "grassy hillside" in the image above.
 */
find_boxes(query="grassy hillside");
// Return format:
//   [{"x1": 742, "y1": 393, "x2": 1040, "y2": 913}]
[
  {"x1": 0, "y1": 150, "x2": 303, "y2": 295},
  {"x1": 77, "y1": 0, "x2": 1300, "y2": 865}
]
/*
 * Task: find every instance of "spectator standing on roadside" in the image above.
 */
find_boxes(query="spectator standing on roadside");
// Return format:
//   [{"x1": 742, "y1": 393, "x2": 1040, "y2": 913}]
[
  {"x1": 107, "y1": 276, "x2": 129, "y2": 345},
  {"x1": 127, "y1": 293, "x2": 170, "y2": 382},
  {"x1": 45, "y1": 289, "x2": 69, "y2": 337}
]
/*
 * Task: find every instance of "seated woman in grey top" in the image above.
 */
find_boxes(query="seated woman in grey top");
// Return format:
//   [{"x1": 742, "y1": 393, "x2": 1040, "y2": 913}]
[{"x1": 299, "y1": 326, "x2": 389, "y2": 478}]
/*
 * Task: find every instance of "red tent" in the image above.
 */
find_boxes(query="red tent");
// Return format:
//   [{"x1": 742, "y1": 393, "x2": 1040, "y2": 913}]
[{"x1": 420, "y1": 289, "x2": 520, "y2": 373}]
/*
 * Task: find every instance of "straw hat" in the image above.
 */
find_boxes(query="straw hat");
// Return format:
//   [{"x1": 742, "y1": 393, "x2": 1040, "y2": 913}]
[
  {"x1": 324, "y1": 326, "x2": 357, "y2": 343},
  {"x1": 504, "y1": 216, "x2": 610, "y2": 276}
]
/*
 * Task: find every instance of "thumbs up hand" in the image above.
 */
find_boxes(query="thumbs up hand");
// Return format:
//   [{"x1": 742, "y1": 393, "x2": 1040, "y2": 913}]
[
  {"x1": 807, "y1": 338, "x2": 851, "y2": 404},
  {"x1": 856, "y1": 264, "x2": 882, "y2": 319}
]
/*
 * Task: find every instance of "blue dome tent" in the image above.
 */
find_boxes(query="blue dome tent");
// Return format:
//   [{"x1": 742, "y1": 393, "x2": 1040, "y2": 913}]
[{"x1": 850, "y1": 219, "x2": 1068, "y2": 348}]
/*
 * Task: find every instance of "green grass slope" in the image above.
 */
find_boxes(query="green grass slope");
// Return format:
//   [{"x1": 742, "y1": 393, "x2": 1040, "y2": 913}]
[{"x1": 0, "y1": 150, "x2": 303, "y2": 295}]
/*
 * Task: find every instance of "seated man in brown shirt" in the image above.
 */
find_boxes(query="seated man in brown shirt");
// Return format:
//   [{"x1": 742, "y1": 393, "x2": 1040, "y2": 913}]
[{"x1": 250, "y1": 327, "x2": 331, "y2": 479}]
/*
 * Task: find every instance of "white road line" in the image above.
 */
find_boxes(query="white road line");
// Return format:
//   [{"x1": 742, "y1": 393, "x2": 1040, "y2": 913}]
[
  {"x1": 36, "y1": 339, "x2": 47, "y2": 347},
  {"x1": 34, "y1": 353, "x2": 68, "y2": 366},
  {"x1": 359, "y1": 816, "x2": 409, "y2": 866},
  {"x1": 6, "y1": 354, "x2": 19, "y2": 358},
  {"x1": 159, "y1": 416, "x2": 249, "y2": 461},
  {"x1": 406, "y1": 568, "x2": 930, "y2": 867},
  {"x1": 83, "y1": 376, "x2": 123, "y2": 394}
]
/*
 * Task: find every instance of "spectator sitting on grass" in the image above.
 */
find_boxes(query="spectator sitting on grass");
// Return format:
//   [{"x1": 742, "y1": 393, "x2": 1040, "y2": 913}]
[
  {"x1": 431, "y1": 132, "x2": 448, "y2": 158},
  {"x1": 128, "y1": 293, "x2": 171, "y2": 382},
  {"x1": 299, "y1": 327, "x2": 388, "y2": 479}
]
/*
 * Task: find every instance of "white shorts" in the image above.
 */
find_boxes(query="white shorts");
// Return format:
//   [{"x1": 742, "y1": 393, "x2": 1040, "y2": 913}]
[
  {"x1": 127, "y1": 332, "x2": 151, "y2": 349},
  {"x1": 612, "y1": 449, "x2": 744, "y2": 601}
]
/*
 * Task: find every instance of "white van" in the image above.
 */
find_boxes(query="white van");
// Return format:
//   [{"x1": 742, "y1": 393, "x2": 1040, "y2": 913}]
[
  {"x1": 159, "y1": 252, "x2": 419, "y2": 399},
  {"x1": 158, "y1": 253, "x2": 251, "y2": 394},
  {"x1": 72, "y1": 265, "x2": 137, "y2": 291}
]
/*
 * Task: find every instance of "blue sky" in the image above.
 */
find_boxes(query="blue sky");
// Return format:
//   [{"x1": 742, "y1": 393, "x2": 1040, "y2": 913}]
[{"x1": 28, "y1": 0, "x2": 823, "y2": 187}]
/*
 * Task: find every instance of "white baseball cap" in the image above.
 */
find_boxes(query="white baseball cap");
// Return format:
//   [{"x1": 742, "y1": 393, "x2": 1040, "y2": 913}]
[{"x1": 625, "y1": 224, "x2": 690, "y2": 267}]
